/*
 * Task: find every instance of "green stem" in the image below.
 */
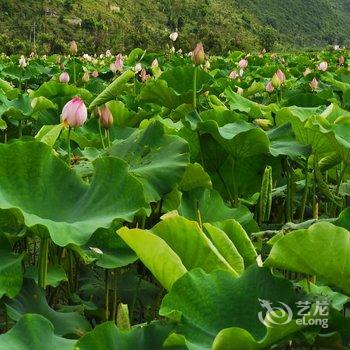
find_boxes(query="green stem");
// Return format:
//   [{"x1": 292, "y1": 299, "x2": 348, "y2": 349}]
[
  {"x1": 73, "y1": 56, "x2": 76, "y2": 85},
  {"x1": 300, "y1": 157, "x2": 309, "y2": 222},
  {"x1": 312, "y1": 154, "x2": 318, "y2": 219},
  {"x1": 18, "y1": 120, "x2": 23, "y2": 139},
  {"x1": 331, "y1": 163, "x2": 347, "y2": 217},
  {"x1": 38, "y1": 237, "x2": 49, "y2": 289},
  {"x1": 112, "y1": 269, "x2": 119, "y2": 322},
  {"x1": 67, "y1": 126, "x2": 71, "y2": 165},
  {"x1": 193, "y1": 65, "x2": 198, "y2": 110},
  {"x1": 98, "y1": 121, "x2": 106, "y2": 149},
  {"x1": 105, "y1": 269, "x2": 109, "y2": 321}
]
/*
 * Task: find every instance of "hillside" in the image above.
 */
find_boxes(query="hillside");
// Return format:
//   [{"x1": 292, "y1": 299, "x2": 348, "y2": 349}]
[{"x1": 0, "y1": 0, "x2": 350, "y2": 54}]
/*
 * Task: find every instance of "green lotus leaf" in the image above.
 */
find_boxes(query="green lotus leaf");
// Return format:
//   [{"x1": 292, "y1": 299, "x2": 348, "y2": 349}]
[
  {"x1": 160, "y1": 266, "x2": 297, "y2": 349},
  {"x1": 108, "y1": 121, "x2": 189, "y2": 202},
  {"x1": 265, "y1": 222, "x2": 350, "y2": 293},
  {"x1": 75, "y1": 321, "x2": 182, "y2": 350},
  {"x1": 0, "y1": 141, "x2": 148, "y2": 246},
  {"x1": 5, "y1": 279, "x2": 91, "y2": 337},
  {"x1": 0, "y1": 314, "x2": 76, "y2": 350}
]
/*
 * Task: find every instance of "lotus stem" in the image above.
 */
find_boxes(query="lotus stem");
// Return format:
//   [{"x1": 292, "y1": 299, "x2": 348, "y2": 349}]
[
  {"x1": 38, "y1": 237, "x2": 49, "y2": 289},
  {"x1": 193, "y1": 65, "x2": 198, "y2": 109},
  {"x1": 67, "y1": 126, "x2": 72, "y2": 165},
  {"x1": 105, "y1": 269, "x2": 109, "y2": 321},
  {"x1": 300, "y1": 157, "x2": 309, "y2": 222}
]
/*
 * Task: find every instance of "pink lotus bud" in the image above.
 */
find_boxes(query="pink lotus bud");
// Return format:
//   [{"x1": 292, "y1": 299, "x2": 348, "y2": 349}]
[
  {"x1": 265, "y1": 81, "x2": 274, "y2": 93},
  {"x1": 229, "y1": 70, "x2": 239, "y2": 80},
  {"x1": 61, "y1": 97, "x2": 87, "y2": 128},
  {"x1": 98, "y1": 105, "x2": 114, "y2": 128},
  {"x1": 339, "y1": 56, "x2": 345, "y2": 65},
  {"x1": 59, "y1": 72, "x2": 70, "y2": 83},
  {"x1": 310, "y1": 77, "x2": 319, "y2": 91},
  {"x1": 169, "y1": 31, "x2": 178, "y2": 42},
  {"x1": 151, "y1": 59, "x2": 159, "y2": 68},
  {"x1": 238, "y1": 59, "x2": 248, "y2": 69},
  {"x1": 303, "y1": 68, "x2": 312, "y2": 76},
  {"x1": 192, "y1": 43, "x2": 205, "y2": 66},
  {"x1": 115, "y1": 54, "x2": 123, "y2": 71},
  {"x1": 275, "y1": 69, "x2": 285, "y2": 84},
  {"x1": 92, "y1": 70, "x2": 99, "y2": 78},
  {"x1": 318, "y1": 61, "x2": 328, "y2": 72},
  {"x1": 139, "y1": 69, "x2": 150, "y2": 82},
  {"x1": 82, "y1": 72, "x2": 90, "y2": 83},
  {"x1": 110, "y1": 63, "x2": 117, "y2": 74},
  {"x1": 19, "y1": 55, "x2": 27, "y2": 68},
  {"x1": 237, "y1": 87, "x2": 244, "y2": 95},
  {"x1": 70, "y1": 41, "x2": 78, "y2": 55}
]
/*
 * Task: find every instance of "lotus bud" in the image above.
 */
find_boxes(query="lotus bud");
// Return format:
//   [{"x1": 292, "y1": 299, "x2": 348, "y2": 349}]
[
  {"x1": 134, "y1": 63, "x2": 142, "y2": 73},
  {"x1": 98, "y1": 105, "x2": 114, "y2": 128},
  {"x1": 82, "y1": 72, "x2": 90, "y2": 83},
  {"x1": 169, "y1": 31, "x2": 178, "y2": 42},
  {"x1": 303, "y1": 68, "x2": 312, "y2": 76},
  {"x1": 265, "y1": 81, "x2": 274, "y2": 93},
  {"x1": 310, "y1": 77, "x2": 319, "y2": 91},
  {"x1": 318, "y1": 61, "x2": 328, "y2": 72},
  {"x1": 229, "y1": 70, "x2": 239, "y2": 80},
  {"x1": 139, "y1": 69, "x2": 150, "y2": 82},
  {"x1": 105, "y1": 50, "x2": 112, "y2": 58},
  {"x1": 275, "y1": 69, "x2": 285, "y2": 84},
  {"x1": 19, "y1": 55, "x2": 27, "y2": 68},
  {"x1": 70, "y1": 40, "x2": 78, "y2": 55},
  {"x1": 59, "y1": 72, "x2": 70, "y2": 83},
  {"x1": 271, "y1": 73, "x2": 282, "y2": 88},
  {"x1": 61, "y1": 97, "x2": 87, "y2": 128},
  {"x1": 192, "y1": 43, "x2": 205, "y2": 66},
  {"x1": 238, "y1": 59, "x2": 248, "y2": 69},
  {"x1": 151, "y1": 59, "x2": 159, "y2": 68},
  {"x1": 237, "y1": 87, "x2": 244, "y2": 95},
  {"x1": 339, "y1": 55, "x2": 345, "y2": 65},
  {"x1": 115, "y1": 53, "x2": 123, "y2": 71},
  {"x1": 110, "y1": 63, "x2": 117, "y2": 74},
  {"x1": 92, "y1": 70, "x2": 99, "y2": 78}
]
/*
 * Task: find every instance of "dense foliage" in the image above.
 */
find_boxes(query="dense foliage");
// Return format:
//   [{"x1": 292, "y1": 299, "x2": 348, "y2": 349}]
[
  {"x1": 1, "y1": 45, "x2": 350, "y2": 349},
  {"x1": 1, "y1": 0, "x2": 350, "y2": 55}
]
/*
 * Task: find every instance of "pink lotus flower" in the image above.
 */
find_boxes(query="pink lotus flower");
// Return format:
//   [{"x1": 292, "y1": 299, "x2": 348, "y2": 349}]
[
  {"x1": 61, "y1": 97, "x2": 87, "y2": 128},
  {"x1": 265, "y1": 81, "x2": 274, "y2": 93},
  {"x1": 229, "y1": 70, "x2": 239, "y2": 80},
  {"x1": 98, "y1": 105, "x2": 113, "y2": 128},
  {"x1": 192, "y1": 43, "x2": 205, "y2": 66},
  {"x1": 339, "y1": 56, "x2": 345, "y2": 65},
  {"x1": 139, "y1": 69, "x2": 150, "y2": 82},
  {"x1": 238, "y1": 59, "x2": 248, "y2": 69},
  {"x1": 275, "y1": 69, "x2": 285, "y2": 84},
  {"x1": 59, "y1": 72, "x2": 70, "y2": 83},
  {"x1": 310, "y1": 77, "x2": 319, "y2": 91},
  {"x1": 115, "y1": 54, "x2": 123, "y2": 71},
  {"x1": 92, "y1": 71, "x2": 99, "y2": 78},
  {"x1": 318, "y1": 61, "x2": 328, "y2": 72}
]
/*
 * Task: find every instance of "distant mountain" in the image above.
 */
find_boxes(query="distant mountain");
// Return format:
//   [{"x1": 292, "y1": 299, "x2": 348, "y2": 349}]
[{"x1": 0, "y1": 0, "x2": 349, "y2": 54}]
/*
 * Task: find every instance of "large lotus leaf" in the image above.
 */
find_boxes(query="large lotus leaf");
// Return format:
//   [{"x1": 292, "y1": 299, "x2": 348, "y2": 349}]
[
  {"x1": 267, "y1": 123, "x2": 311, "y2": 158},
  {"x1": 179, "y1": 188, "x2": 257, "y2": 233},
  {"x1": 138, "y1": 79, "x2": 188, "y2": 109},
  {"x1": 89, "y1": 70, "x2": 135, "y2": 110},
  {"x1": 179, "y1": 163, "x2": 212, "y2": 191},
  {"x1": 160, "y1": 266, "x2": 297, "y2": 350},
  {"x1": 118, "y1": 216, "x2": 238, "y2": 290},
  {"x1": 265, "y1": 222, "x2": 350, "y2": 293},
  {"x1": 0, "y1": 314, "x2": 76, "y2": 350},
  {"x1": 0, "y1": 141, "x2": 148, "y2": 246},
  {"x1": 0, "y1": 233, "x2": 24, "y2": 298},
  {"x1": 0, "y1": 94, "x2": 32, "y2": 120},
  {"x1": 198, "y1": 119, "x2": 270, "y2": 159},
  {"x1": 276, "y1": 106, "x2": 331, "y2": 154},
  {"x1": 108, "y1": 121, "x2": 189, "y2": 202},
  {"x1": 5, "y1": 279, "x2": 91, "y2": 337},
  {"x1": 326, "y1": 123, "x2": 350, "y2": 164},
  {"x1": 160, "y1": 64, "x2": 213, "y2": 94},
  {"x1": 33, "y1": 80, "x2": 93, "y2": 110},
  {"x1": 75, "y1": 321, "x2": 183, "y2": 350}
]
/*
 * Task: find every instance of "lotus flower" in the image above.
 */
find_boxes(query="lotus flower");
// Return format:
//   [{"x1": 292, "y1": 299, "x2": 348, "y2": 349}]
[
  {"x1": 238, "y1": 59, "x2": 248, "y2": 69},
  {"x1": 134, "y1": 63, "x2": 142, "y2": 73},
  {"x1": 82, "y1": 72, "x2": 90, "y2": 83},
  {"x1": 151, "y1": 59, "x2": 159, "y2": 68},
  {"x1": 318, "y1": 61, "x2": 328, "y2": 72},
  {"x1": 192, "y1": 43, "x2": 205, "y2": 66},
  {"x1": 115, "y1": 54, "x2": 123, "y2": 71},
  {"x1": 169, "y1": 31, "x2": 178, "y2": 42},
  {"x1": 61, "y1": 97, "x2": 87, "y2": 128},
  {"x1": 271, "y1": 69, "x2": 285, "y2": 88},
  {"x1": 303, "y1": 68, "x2": 312, "y2": 76},
  {"x1": 110, "y1": 63, "x2": 117, "y2": 74},
  {"x1": 276, "y1": 69, "x2": 285, "y2": 84},
  {"x1": 59, "y1": 72, "x2": 70, "y2": 83},
  {"x1": 339, "y1": 56, "x2": 345, "y2": 65},
  {"x1": 19, "y1": 55, "x2": 27, "y2": 68},
  {"x1": 70, "y1": 41, "x2": 78, "y2": 55},
  {"x1": 265, "y1": 81, "x2": 274, "y2": 93},
  {"x1": 310, "y1": 77, "x2": 319, "y2": 91},
  {"x1": 98, "y1": 105, "x2": 113, "y2": 128},
  {"x1": 92, "y1": 71, "x2": 99, "y2": 78},
  {"x1": 237, "y1": 87, "x2": 244, "y2": 95},
  {"x1": 229, "y1": 70, "x2": 239, "y2": 80},
  {"x1": 139, "y1": 69, "x2": 150, "y2": 82}
]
